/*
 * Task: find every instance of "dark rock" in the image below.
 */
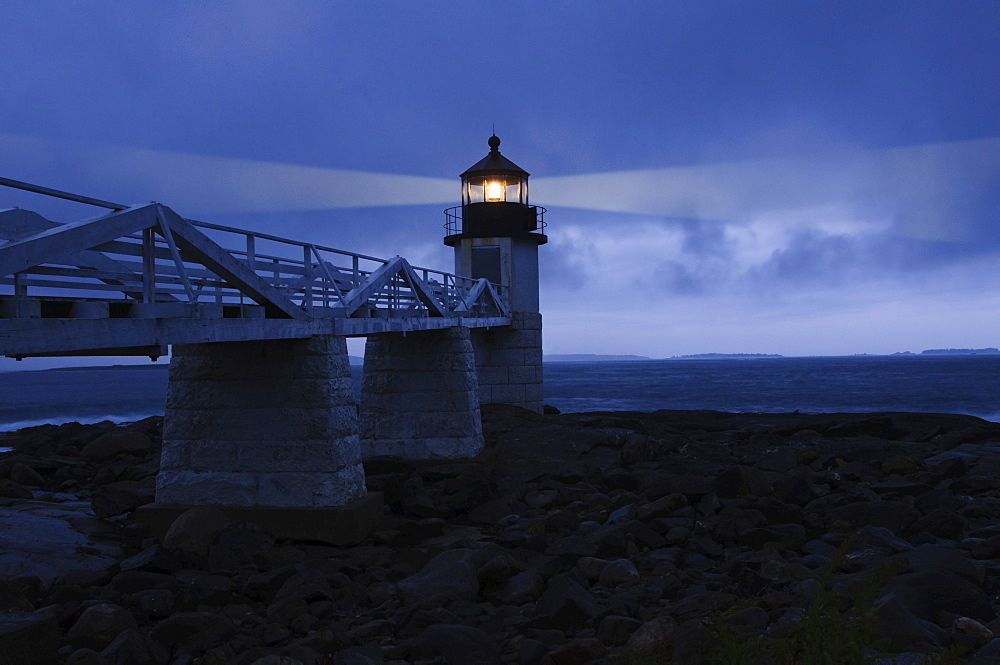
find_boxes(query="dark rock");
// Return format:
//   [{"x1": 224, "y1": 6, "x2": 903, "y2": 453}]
[
  {"x1": 670, "y1": 618, "x2": 707, "y2": 665},
  {"x1": 544, "y1": 510, "x2": 581, "y2": 535},
  {"x1": 65, "y1": 648, "x2": 104, "y2": 665},
  {"x1": 970, "y1": 535, "x2": 1000, "y2": 559},
  {"x1": 872, "y1": 592, "x2": 948, "y2": 653},
  {"x1": 65, "y1": 602, "x2": 138, "y2": 650},
  {"x1": 9, "y1": 463, "x2": 45, "y2": 488},
  {"x1": 535, "y1": 573, "x2": 605, "y2": 629},
  {"x1": 148, "y1": 611, "x2": 236, "y2": 652},
  {"x1": 0, "y1": 578, "x2": 37, "y2": 612},
  {"x1": 243, "y1": 563, "x2": 305, "y2": 601},
  {"x1": 130, "y1": 588, "x2": 176, "y2": 621},
  {"x1": 397, "y1": 548, "x2": 479, "y2": 606},
  {"x1": 468, "y1": 498, "x2": 515, "y2": 524},
  {"x1": 119, "y1": 545, "x2": 180, "y2": 574},
  {"x1": 596, "y1": 615, "x2": 641, "y2": 645},
  {"x1": 270, "y1": 569, "x2": 334, "y2": 612},
  {"x1": 913, "y1": 507, "x2": 966, "y2": 539},
  {"x1": 100, "y1": 628, "x2": 169, "y2": 665},
  {"x1": 635, "y1": 493, "x2": 687, "y2": 522},
  {"x1": 408, "y1": 624, "x2": 500, "y2": 665},
  {"x1": 79, "y1": 430, "x2": 152, "y2": 461},
  {"x1": 161, "y1": 506, "x2": 232, "y2": 565},
  {"x1": 492, "y1": 568, "x2": 545, "y2": 605},
  {"x1": 0, "y1": 478, "x2": 33, "y2": 499},
  {"x1": 541, "y1": 638, "x2": 605, "y2": 665},
  {"x1": 884, "y1": 570, "x2": 994, "y2": 624},
  {"x1": 855, "y1": 525, "x2": 914, "y2": 554},
  {"x1": 904, "y1": 544, "x2": 984, "y2": 585},
  {"x1": 826, "y1": 500, "x2": 921, "y2": 534},
  {"x1": 969, "y1": 638, "x2": 1000, "y2": 665},
  {"x1": 207, "y1": 522, "x2": 275, "y2": 570},
  {"x1": 184, "y1": 573, "x2": 234, "y2": 608},
  {"x1": 713, "y1": 508, "x2": 768, "y2": 543},
  {"x1": 91, "y1": 480, "x2": 154, "y2": 518},
  {"x1": 0, "y1": 612, "x2": 59, "y2": 665},
  {"x1": 109, "y1": 571, "x2": 176, "y2": 595},
  {"x1": 597, "y1": 559, "x2": 639, "y2": 587},
  {"x1": 520, "y1": 638, "x2": 549, "y2": 665},
  {"x1": 726, "y1": 606, "x2": 769, "y2": 629},
  {"x1": 545, "y1": 535, "x2": 599, "y2": 558},
  {"x1": 772, "y1": 471, "x2": 817, "y2": 506},
  {"x1": 712, "y1": 465, "x2": 772, "y2": 499}
]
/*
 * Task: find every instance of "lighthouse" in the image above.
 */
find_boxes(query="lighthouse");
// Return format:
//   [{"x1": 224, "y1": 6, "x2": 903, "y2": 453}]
[{"x1": 445, "y1": 135, "x2": 545, "y2": 412}]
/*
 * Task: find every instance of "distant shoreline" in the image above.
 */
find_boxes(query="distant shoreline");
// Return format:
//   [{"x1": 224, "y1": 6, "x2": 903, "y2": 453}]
[{"x1": 2, "y1": 350, "x2": 999, "y2": 374}]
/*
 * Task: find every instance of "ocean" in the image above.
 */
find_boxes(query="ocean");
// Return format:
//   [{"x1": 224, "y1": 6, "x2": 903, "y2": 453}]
[{"x1": 1, "y1": 355, "x2": 998, "y2": 432}]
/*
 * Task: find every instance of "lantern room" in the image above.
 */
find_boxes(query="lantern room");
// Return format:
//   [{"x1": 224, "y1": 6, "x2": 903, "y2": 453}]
[
  {"x1": 444, "y1": 134, "x2": 546, "y2": 313},
  {"x1": 444, "y1": 134, "x2": 546, "y2": 247},
  {"x1": 461, "y1": 135, "x2": 529, "y2": 205}
]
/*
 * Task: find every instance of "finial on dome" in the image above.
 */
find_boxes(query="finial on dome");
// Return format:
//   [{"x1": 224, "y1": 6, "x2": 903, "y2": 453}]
[{"x1": 488, "y1": 134, "x2": 501, "y2": 152}]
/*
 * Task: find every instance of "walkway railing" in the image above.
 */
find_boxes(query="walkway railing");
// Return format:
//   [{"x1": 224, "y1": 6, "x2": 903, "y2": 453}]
[{"x1": 0, "y1": 177, "x2": 508, "y2": 322}]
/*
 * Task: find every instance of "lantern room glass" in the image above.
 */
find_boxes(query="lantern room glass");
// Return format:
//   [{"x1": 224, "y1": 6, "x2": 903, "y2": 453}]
[{"x1": 463, "y1": 175, "x2": 528, "y2": 205}]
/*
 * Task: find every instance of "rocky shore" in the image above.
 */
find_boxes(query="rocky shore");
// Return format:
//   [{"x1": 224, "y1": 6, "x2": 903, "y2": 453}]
[{"x1": 2, "y1": 406, "x2": 1000, "y2": 665}]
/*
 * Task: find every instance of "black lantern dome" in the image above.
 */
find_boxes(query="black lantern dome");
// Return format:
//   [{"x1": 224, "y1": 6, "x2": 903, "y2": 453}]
[
  {"x1": 460, "y1": 134, "x2": 529, "y2": 205},
  {"x1": 444, "y1": 135, "x2": 546, "y2": 247}
]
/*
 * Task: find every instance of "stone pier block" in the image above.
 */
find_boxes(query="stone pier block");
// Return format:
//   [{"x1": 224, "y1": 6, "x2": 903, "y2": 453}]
[
  {"x1": 156, "y1": 335, "x2": 366, "y2": 509},
  {"x1": 360, "y1": 327, "x2": 483, "y2": 459},
  {"x1": 472, "y1": 311, "x2": 543, "y2": 413}
]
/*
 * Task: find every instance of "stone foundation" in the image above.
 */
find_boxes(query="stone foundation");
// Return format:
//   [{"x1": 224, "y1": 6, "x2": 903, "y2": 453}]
[
  {"x1": 360, "y1": 327, "x2": 483, "y2": 459},
  {"x1": 471, "y1": 311, "x2": 543, "y2": 413},
  {"x1": 156, "y1": 335, "x2": 366, "y2": 507}
]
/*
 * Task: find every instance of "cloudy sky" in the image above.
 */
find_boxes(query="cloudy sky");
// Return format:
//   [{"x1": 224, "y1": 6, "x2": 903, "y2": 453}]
[{"x1": 2, "y1": 1, "x2": 999, "y2": 366}]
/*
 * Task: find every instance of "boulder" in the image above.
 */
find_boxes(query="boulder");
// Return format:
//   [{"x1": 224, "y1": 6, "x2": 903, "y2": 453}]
[
  {"x1": 9, "y1": 463, "x2": 45, "y2": 488},
  {"x1": 397, "y1": 548, "x2": 479, "y2": 606},
  {"x1": 541, "y1": 638, "x2": 605, "y2": 665},
  {"x1": 597, "y1": 615, "x2": 642, "y2": 645},
  {"x1": 148, "y1": 611, "x2": 235, "y2": 653},
  {"x1": 535, "y1": 573, "x2": 605, "y2": 629},
  {"x1": 598, "y1": 558, "x2": 640, "y2": 587},
  {"x1": 270, "y1": 569, "x2": 335, "y2": 610},
  {"x1": 0, "y1": 612, "x2": 59, "y2": 665},
  {"x1": 884, "y1": 570, "x2": 994, "y2": 624},
  {"x1": 80, "y1": 430, "x2": 152, "y2": 461},
  {"x1": 0, "y1": 478, "x2": 33, "y2": 499},
  {"x1": 826, "y1": 500, "x2": 921, "y2": 534},
  {"x1": 624, "y1": 618, "x2": 677, "y2": 654},
  {"x1": 90, "y1": 480, "x2": 154, "y2": 518},
  {"x1": 491, "y1": 568, "x2": 545, "y2": 605},
  {"x1": 100, "y1": 628, "x2": 169, "y2": 665},
  {"x1": 65, "y1": 603, "x2": 138, "y2": 651},
  {"x1": 161, "y1": 506, "x2": 232, "y2": 564},
  {"x1": 408, "y1": 624, "x2": 499, "y2": 664}
]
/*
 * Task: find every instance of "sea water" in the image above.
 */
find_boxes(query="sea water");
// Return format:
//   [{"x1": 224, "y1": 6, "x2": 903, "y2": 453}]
[{"x1": 1, "y1": 355, "x2": 998, "y2": 432}]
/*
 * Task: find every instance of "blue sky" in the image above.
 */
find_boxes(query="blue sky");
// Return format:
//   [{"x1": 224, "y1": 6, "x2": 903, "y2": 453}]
[{"x1": 2, "y1": 1, "x2": 999, "y2": 367}]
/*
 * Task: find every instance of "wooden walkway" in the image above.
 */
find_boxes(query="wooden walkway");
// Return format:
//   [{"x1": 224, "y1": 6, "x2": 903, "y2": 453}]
[{"x1": 0, "y1": 178, "x2": 510, "y2": 359}]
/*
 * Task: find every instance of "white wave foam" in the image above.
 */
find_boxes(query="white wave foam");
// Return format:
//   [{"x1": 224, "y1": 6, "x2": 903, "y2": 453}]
[{"x1": 0, "y1": 411, "x2": 163, "y2": 433}]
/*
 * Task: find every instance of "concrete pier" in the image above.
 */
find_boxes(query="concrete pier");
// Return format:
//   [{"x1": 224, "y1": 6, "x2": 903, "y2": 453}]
[
  {"x1": 360, "y1": 327, "x2": 484, "y2": 459},
  {"x1": 156, "y1": 335, "x2": 367, "y2": 507},
  {"x1": 472, "y1": 311, "x2": 543, "y2": 413}
]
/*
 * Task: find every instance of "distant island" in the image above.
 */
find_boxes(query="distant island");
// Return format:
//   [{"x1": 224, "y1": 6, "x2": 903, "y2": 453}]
[
  {"x1": 544, "y1": 354, "x2": 651, "y2": 362},
  {"x1": 920, "y1": 348, "x2": 999, "y2": 355},
  {"x1": 671, "y1": 353, "x2": 783, "y2": 359}
]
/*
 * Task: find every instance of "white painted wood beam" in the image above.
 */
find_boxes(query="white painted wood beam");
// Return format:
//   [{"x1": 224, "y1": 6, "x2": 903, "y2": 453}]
[
  {"x1": 156, "y1": 206, "x2": 307, "y2": 320},
  {"x1": 0, "y1": 205, "x2": 160, "y2": 278}
]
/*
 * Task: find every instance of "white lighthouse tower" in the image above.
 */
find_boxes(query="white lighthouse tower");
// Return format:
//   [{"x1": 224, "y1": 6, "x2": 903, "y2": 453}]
[{"x1": 444, "y1": 135, "x2": 545, "y2": 412}]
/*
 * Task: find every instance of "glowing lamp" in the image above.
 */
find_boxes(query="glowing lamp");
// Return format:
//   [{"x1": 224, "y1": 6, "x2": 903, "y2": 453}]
[{"x1": 486, "y1": 180, "x2": 504, "y2": 202}]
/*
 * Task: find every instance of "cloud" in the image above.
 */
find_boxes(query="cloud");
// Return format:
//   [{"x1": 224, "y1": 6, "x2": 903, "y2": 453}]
[{"x1": 533, "y1": 137, "x2": 1000, "y2": 244}]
